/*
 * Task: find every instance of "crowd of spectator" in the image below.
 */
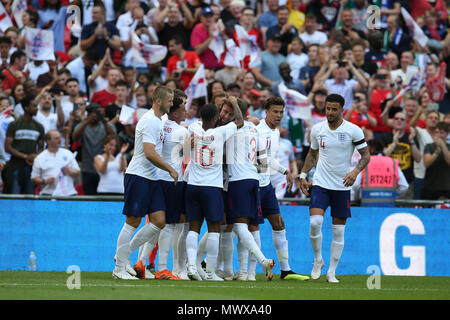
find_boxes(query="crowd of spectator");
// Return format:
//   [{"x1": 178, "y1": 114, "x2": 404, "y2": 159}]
[{"x1": 0, "y1": 0, "x2": 449, "y2": 203}]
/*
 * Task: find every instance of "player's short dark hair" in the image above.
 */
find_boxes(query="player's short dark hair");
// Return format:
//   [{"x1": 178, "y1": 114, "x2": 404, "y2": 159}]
[
  {"x1": 263, "y1": 96, "x2": 285, "y2": 110},
  {"x1": 174, "y1": 88, "x2": 187, "y2": 99},
  {"x1": 200, "y1": 103, "x2": 219, "y2": 122},
  {"x1": 325, "y1": 94, "x2": 345, "y2": 108},
  {"x1": 169, "y1": 95, "x2": 184, "y2": 113}
]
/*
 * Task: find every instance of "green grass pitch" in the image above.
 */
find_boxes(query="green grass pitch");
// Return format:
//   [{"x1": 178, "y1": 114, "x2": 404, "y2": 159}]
[{"x1": 0, "y1": 271, "x2": 449, "y2": 300}]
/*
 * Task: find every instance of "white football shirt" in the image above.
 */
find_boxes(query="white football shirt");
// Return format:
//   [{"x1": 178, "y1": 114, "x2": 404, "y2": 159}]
[
  {"x1": 159, "y1": 119, "x2": 188, "y2": 182},
  {"x1": 187, "y1": 121, "x2": 237, "y2": 188},
  {"x1": 310, "y1": 119, "x2": 367, "y2": 191},
  {"x1": 226, "y1": 121, "x2": 265, "y2": 182},
  {"x1": 126, "y1": 109, "x2": 164, "y2": 181},
  {"x1": 256, "y1": 119, "x2": 286, "y2": 187}
]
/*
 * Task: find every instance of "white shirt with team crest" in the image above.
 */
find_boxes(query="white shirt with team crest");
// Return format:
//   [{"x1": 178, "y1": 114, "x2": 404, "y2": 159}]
[
  {"x1": 226, "y1": 121, "x2": 266, "y2": 182},
  {"x1": 159, "y1": 119, "x2": 188, "y2": 182},
  {"x1": 187, "y1": 121, "x2": 237, "y2": 188},
  {"x1": 310, "y1": 119, "x2": 366, "y2": 191},
  {"x1": 126, "y1": 109, "x2": 164, "y2": 181},
  {"x1": 256, "y1": 119, "x2": 286, "y2": 187}
]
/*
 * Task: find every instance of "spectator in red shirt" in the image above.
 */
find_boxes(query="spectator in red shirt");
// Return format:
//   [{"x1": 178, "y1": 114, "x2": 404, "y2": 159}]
[
  {"x1": 383, "y1": 97, "x2": 427, "y2": 131},
  {"x1": 166, "y1": 36, "x2": 201, "y2": 90},
  {"x1": 91, "y1": 68, "x2": 122, "y2": 108},
  {"x1": 2, "y1": 50, "x2": 27, "y2": 96},
  {"x1": 190, "y1": 7, "x2": 225, "y2": 70},
  {"x1": 344, "y1": 91, "x2": 377, "y2": 129}
]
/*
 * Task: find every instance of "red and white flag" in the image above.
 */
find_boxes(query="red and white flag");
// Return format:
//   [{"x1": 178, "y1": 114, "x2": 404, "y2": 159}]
[
  {"x1": 278, "y1": 83, "x2": 312, "y2": 120},
  {"x1": 401, "y1": 7, "x2": 428, "y2": 48},
  {"x1": 185, "y1": 64, "x2": 207, "y2": 109},
  {"x1": 234, "y1": 25, "x2": 261, "y2": 68},
  {"x1": 12, "y1": 0, "x2": 27, "y2": 28},
  {"x1": 220, "y1": 39, "x2": 242, "y2": 68},
  {"x1": 208, "y1": 20, "x2": 225, "y2": 60},
  {"x1": 24, "y1": 27, "x2": 54, "y2": 60},
  {"x1": 131, "y1": 32, "x2": 167, "y2": 65},
  {"x1": 0, "y1": 2, "x2": 13, "y2": 33},
  {"x1": 426, "y1": 62, "x2": 447, "y2": 102}
]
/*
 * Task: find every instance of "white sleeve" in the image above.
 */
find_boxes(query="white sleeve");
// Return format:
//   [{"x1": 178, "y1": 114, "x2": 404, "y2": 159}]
[
  {"x1": 142, "y1": 119, "x2": 158, "y2": 145},
  {"x1": 352, "y1": 125, "x2": 367, "y2": 149},
  {"x1": 396, "y1": 169, "x2": 409, "y2": 196},
  {"x1": 271, "y1": 157, "x2": 287, "y2": 174},
  {"x1": 221, "y1": 122, "x2": 238, "y2": 141},
  {"x1": 30, "y1": 157, "x2": 41, "y2": 179},
  {"x1": 310, "y1": 125, "x2": 319, "y2": 150}
]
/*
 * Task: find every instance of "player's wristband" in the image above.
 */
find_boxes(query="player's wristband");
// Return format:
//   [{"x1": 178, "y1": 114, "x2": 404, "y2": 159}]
[{"x1": 299, "y1": 172, "x2": 307, "y2": 180}]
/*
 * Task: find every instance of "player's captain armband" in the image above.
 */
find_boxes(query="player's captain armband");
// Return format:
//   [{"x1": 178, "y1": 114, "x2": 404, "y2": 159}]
[{"x1": 353, "y1": 138, "x2": 367, "y2": 147}]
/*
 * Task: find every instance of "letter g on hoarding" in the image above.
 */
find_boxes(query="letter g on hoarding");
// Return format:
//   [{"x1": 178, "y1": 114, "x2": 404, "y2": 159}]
[{"x1": 379, "y1": 213, "x2": 426, "y2": 276}]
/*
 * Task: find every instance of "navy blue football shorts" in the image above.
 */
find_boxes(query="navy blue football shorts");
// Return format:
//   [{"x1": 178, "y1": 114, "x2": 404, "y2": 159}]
[
  {"x1": 122, "y1": 174, "x2": 165, "y2": 217},
  {"x1": 185, "y1": 184, "x2": 225, "y2": 222},
  {"x1": 160, "y1": 180, "x2": 186, "y2": 224},
  {"x1": 309, "y1": 185, "x2": 351, "y2": 218}
]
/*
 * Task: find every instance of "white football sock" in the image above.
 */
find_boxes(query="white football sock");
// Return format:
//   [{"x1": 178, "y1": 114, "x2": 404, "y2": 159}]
[
  {"x1": 215, "y1": 225, "x2": 227, "y2": 273},
  {"x1": 186, "y1": 230, "x2": 199, "y2": 268},
  {"x1": 237, "y1": 238, "x2": 248, "y2": 274},
  {"x1": 206, "y1": 232, "x2": 220, "y2": 274},
  {"x1": 157, "y1": 224, "x2": 175, "y2": 271},
  {"x1": 273, "y1": 229, "x2": 290, "y2": 271},
  {"x1": 309, "y1": 215, "x2": 324, "y2": 263},
  {"x1": 328, "y1": 224, "x2": 345, "y2": 276},
  {"x1": 221, "y1": 231, "x2": 234, "y2": 274},
  {"x1": 176, "y1": 223, "x2": 189, "y2": 273},
  {"x1": 129, "y1": 222, "x2": 161, "y2": 254},
  {"x1": 248, "y1": 230, "x2": 261, "y2": 275},
  {"x1": 171, "y1": 224, "x2": 183, "y2": 274},
  {"x1": 138, "y1": 241, "x2": 154, "y2": 265},
  {"x1": 115, "y1": 223, "x2": 136, "y2": 269},
  {"x1": 233, "y1": 224, "x2": 266, "y2": 264},
  {"x1": 196, "y1": 231, "x2": 208, "y2": 266}
]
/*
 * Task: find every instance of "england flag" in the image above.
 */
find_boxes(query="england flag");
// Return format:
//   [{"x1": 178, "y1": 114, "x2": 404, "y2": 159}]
[
  {"x1": 401, "y1": 7, "x2": 428, "y2": 48},
  {"x1": 184, "y1": 64, "x2": 207, "y2": 109},
  {"x1": 0, "y1": 2, "x2": 13, "y2": 34},
  {"x1": 234, "y1": 25, "x2": 261, "y2": 68},
  {"x1": 24, "y1": 27, "x2": 54, "y2": 61},
  {"x1": 278, "y1": 83, "x2": 312, "y2": 120},
  {"x1": 426, "y1": 62, "x2": 447, "y2": 102},
  {"x1": 12, "y1": 0, "x2": 27, "y2": 28},
  {"x1": 131, "y1": 32, "x2": 167, "y2": 65},
  {"x1": 220, "y1": 39, "x2": 242, "y2": 68}
]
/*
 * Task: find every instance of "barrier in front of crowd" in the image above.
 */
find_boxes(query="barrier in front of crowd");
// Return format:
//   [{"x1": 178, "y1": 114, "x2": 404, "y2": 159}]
[{"x1": 0, "y1": 196, "x2": 448, "y2": 276}]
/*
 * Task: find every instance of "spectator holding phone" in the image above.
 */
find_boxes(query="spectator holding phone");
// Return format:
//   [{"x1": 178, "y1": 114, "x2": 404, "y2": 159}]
[
  {"x1": 344, "y1": 91, "x2": 377, "y2": 129},
  {"x1": 72, "y1": 103, "x2": 116, "y2": 195}
]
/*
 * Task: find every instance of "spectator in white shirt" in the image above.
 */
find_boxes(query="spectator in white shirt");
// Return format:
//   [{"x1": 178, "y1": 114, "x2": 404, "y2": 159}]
[
  {"x1": 31, "y1": 130, "x2": 80, "y2": 196},
  {"x1": 299, "y1": 13, "x2": 328, "y2": 47}
]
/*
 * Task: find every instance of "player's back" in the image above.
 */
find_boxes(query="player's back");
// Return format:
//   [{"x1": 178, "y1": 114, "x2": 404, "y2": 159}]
[
  {"x1": 126, "y1": 109, "x2": 163, "y2": 181},
  {"x1": 226, "y1": 121, "x2": 261, "y2": 182},
  {"x1": 159, "y1": 119, "x2": 188, "y2": 182},
  {"x1": 310, "y1": 119, "x2": 365, "y2": 190},
  {"x1": 187, "y1": 121, "x2": 237, "y2": 188}
]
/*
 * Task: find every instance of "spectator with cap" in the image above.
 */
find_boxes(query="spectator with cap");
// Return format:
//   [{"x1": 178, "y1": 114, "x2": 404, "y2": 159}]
[
  {"x1": 252, "y1": 33, "x2": 285, "y2": 87},
  {"x1": 190, "y1": 7, "x2": 225, "y2": 70},
  {"x1": 266, "y1": 5, "x2": 298, "y2": 56},
  {"x1": 72, "y1": 103, "x2": 116, "y2": 195}
]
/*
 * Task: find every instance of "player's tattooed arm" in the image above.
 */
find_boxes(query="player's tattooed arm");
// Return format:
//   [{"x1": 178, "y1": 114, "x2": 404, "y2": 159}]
[
  {"x1": 228, "y1": 96, "x2": 244, "y2": 128},
  {"x1": 343, "y1": 146, "x2": 370, "y2": 187},
  {"x1": 301, "y1": 148, "x2": 319, "y2": 175}
]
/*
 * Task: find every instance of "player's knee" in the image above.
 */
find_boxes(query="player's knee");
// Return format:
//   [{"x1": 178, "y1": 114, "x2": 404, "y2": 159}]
[
  {"x1": 309, "y1": 215, "x2": 324, "y2": 234},
  {"x1": 269, "y1": 214, "x2": 284, "y2": 230},
  {"x1": 126, "y1": 215, "x2": 142, "y2": 228},
  {"x1": 150, "y1": 211, "x2": 166, "y2": 229}
]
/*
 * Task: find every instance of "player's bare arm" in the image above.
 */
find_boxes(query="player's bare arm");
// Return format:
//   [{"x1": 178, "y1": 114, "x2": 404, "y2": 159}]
[
  {"x1": 228, "y1": 96, "x2": 244, "y2": 128},
  {"x1": 144, "y1": 142, "x2": 178, "y2": 184},
  {"x1": 298, "y1": 148, "x2": 318, "y2": 196},
  {"x1": 343, "y1": 146, "x2": 370, "y2": 187}
]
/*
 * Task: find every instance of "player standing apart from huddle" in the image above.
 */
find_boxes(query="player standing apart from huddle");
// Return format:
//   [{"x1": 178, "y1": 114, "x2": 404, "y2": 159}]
[
  {"x1": 299, "y1": 94, "x2": 370, "y2": 283},
  {"x1": 185, "y1": 100, "x2": 244, "y2": 281},
  {"x1": 112, "y1": 86, "x2": 178, "y2": 280}
]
